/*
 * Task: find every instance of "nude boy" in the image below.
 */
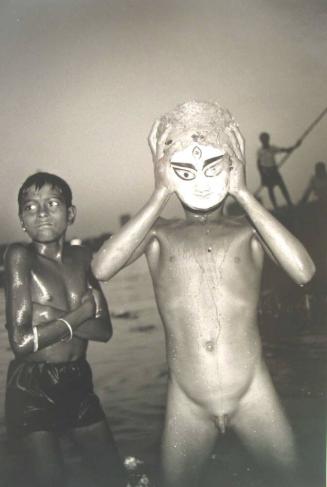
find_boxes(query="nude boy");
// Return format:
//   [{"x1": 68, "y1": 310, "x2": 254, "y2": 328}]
[
  {"x1": 4, "y1": 172, "x2": 126, "y2": 487},
  {"x1": 92, "y1": 101, "x2": 315, "y2": 487}
]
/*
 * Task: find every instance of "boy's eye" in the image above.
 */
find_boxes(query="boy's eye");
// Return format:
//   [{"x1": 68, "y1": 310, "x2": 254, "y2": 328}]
[
  {"x1": 24, "y1": 203, "x2": 37, "y2": 212},
  {"x1": 204, "y1": 162, "x2": 223, "y2": 178},
  {"x1": 48, "y1": 200, "x2": 60, "y2": 208},
  {"x1": 172, "y1": 167, "x2": 196, "y2": 181}
]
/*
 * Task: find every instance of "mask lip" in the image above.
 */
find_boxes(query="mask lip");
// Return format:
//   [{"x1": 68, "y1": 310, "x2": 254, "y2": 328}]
[
  {"x1": 176, "y1": 183, "x2": 229, "y2": 212},
  {"x1": 180, "y1": 195, "x2": 228, "y2": 213}
]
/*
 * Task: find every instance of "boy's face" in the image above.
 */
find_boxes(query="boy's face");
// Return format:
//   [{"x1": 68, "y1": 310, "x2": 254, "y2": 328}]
[
  {"x1": 169, "y1": 143, "x2": 230, "y2": 211},
  {"x1": 20, "y1": 184, "x2": 75, "y2": 243}
]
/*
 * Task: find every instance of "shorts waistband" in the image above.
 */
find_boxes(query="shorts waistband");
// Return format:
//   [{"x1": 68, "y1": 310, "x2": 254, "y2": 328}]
[{"x1": 10, "y1": 355, "x2": 88, "y2": 369}]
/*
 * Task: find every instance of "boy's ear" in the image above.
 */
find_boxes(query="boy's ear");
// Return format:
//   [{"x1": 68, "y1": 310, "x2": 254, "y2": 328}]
[
  {"x1": 67, "y1": 205, "x2": 76, "y2": 225},
  {"x1": 19, "y1": 218, "x2": 26, "y2": 232}
]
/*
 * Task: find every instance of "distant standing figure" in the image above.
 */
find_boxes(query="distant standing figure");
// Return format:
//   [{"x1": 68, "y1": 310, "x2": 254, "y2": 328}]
[
  {"x1": 299, "y1": 162, "x2": 327, "y2": 326},
  {"x1": 299, "y1": 161, "x2": 327, "y2": 209},
  {"x1": 257, "y1": 132, "x2": 300, "y2": 209}
]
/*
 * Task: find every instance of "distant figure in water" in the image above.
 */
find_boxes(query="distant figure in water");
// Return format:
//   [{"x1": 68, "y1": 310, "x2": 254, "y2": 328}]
[
  {"x1": 299, "y1": 162, "x2": 327, "y2": 327},
  {"x1": 299, "y1": 161, "x2": 327, "y2": 210},
  {"x1": 257, "y1": 132, "x2": 301, "y2": 209},
  {"x1": 92, "y1": 101, "x2": 315, "y2": 487},
  {"x1": 4, "y1": 172, "x2": 126, "y2": 487}
]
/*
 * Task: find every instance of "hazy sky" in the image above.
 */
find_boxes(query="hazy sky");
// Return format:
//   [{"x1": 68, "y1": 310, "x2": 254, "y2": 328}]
[{"x1": 1, "y1": 0, "x2": 326, "y2": 243}]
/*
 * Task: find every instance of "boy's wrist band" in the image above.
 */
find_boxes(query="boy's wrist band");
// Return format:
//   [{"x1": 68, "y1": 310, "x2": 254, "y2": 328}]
[
  {"x1": 32, "y1": 326, "x2": 39, "y2": 352},
  {"x1": 95, "y1": 304, "x2": 102, "y2": 318},
  {"x1": 58, "y1": 318, "x2": 73, "y2": 342}
]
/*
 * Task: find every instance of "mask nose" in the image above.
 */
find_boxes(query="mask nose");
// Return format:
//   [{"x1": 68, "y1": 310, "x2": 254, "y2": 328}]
[{"x1": 194, "y1": 173, "x2": 210, "y2": 192}]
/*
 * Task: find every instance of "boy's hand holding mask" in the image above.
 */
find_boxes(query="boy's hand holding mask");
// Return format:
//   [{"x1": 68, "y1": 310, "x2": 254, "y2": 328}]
[
  {"x1": 224, "y1": 123, "x2": 247, "y2": 198},
  {"x1": 148, "y1": 120, "x2": 175, "y2": 194}
]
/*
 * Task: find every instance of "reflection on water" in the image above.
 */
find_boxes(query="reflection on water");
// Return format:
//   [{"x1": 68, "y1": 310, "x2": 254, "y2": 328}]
[{"x1": 0, "y1": 256, "x2": 325, "y2": 486}]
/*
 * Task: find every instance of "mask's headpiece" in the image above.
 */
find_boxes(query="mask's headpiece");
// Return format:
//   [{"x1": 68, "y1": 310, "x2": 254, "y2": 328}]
[{"x1": 156, "y1": 100, "x2": 237, "y2": 159}]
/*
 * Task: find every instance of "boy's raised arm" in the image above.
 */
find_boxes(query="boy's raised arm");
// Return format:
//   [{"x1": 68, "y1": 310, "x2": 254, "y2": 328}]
[
  {"x1": 92, "y1": 121, "x2": 174, "y2": 281},
  {"x1": 92, "y1": 188, "x2": 170, "y2": 281},
  {"x1": 226, "y1": 126, "x2": 315, "y2": 286}
]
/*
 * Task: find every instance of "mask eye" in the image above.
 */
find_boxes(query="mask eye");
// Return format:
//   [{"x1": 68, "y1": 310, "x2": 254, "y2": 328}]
[
  {"x1": 171, "y1": 167, "x2": 196, "y2": 181},
  {"x1": 204, "y1": 162, "x2": 223, "y2": 178}
]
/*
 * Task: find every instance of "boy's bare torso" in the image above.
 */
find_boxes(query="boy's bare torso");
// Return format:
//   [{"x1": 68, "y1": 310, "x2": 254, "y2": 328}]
[
  {"x1": 145, "y1": 215, "x2": 265, "y2": 418},
  {"x1": 24, "y1": 244, "x2": 89, "y2": 362},
  {"x1": 91, "y1": 113, "x2": 315, "y2": 486}
]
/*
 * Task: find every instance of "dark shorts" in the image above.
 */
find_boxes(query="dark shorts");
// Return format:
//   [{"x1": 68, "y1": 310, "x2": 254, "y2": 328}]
[
  {"x1": 5, "y1": 357, "x2": 105, "y2": 439},
  {"x1": 260, "y1": 166, "x2": 283, "y2": 187}
]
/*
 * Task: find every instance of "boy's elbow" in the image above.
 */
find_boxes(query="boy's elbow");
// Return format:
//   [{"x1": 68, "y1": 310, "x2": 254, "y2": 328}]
[
  {"x1": 97, "y1": 317, "x2": 113, "y2": 342},
  {"x1": 9, "y1": 326, "x2": 34, "y2": 356},
  {"x1": 96, "y1": 273, "x2": 109, "y2": 282},
  {"x1": 98, "y1": 328, "x2": 112, "y2": 343},
  {"x1": 93, "y1": 266, "x2": 116, "y2": 282},
  {"x1": 104, "y1": 331, "x2": 113, "y2": 343},
  {"x1": 296, "y1": 261, "x2": 316, "y2": 286},
  {"x1": 91, "y1": 258, "x2": 109, "y2": 282},
  {"x1": 11, "y1": 337, "x2": 30, "y2": 357},
  {"x1": 91, "y1": 258, "x2": 101, "y2": 279}
]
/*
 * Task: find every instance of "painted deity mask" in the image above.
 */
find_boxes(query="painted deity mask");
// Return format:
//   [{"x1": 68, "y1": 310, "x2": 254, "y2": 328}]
[{"x1": 169, "y1": 143, "x2": 230, "y2": 211}]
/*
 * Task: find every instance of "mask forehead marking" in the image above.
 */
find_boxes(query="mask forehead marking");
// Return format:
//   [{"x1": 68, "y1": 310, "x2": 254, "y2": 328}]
[{"x1": 192, "y1": 146, "x2": 202, "y2": 159}]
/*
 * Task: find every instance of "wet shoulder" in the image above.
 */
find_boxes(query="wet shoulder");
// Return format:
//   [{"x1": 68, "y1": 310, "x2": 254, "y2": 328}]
[
  {"x1": 152, "y1": 217, "x2": 187, "y2": 237},
  {"x1": 225, "y1": 213, "x2": 252, "y2": 230},
  {"x1": 153, "y1": 215, "x2": 254, "y2": 237},
  {"x1": 4, "y1": 242, "x2": 33, "y2": 271},
  {"x1": 222, "y1": 214, "x2": 255, "y2": 241}
]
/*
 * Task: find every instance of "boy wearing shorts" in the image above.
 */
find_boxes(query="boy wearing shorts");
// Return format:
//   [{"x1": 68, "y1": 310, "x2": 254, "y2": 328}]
[{"x1": 4, "y1": 172, "x2": 127, "y2": 487}]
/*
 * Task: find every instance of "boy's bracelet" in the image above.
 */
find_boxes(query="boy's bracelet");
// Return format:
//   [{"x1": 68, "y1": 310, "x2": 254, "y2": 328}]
[
  {"x1": 32, "y1": 326, "x2": 39, "y2": 352},
  {"x1": 95, "y1": 306, "x2": 102, "y2": 319},
  {"x1": 58, "y1": 318, "x2": 74, "y2": 342}
]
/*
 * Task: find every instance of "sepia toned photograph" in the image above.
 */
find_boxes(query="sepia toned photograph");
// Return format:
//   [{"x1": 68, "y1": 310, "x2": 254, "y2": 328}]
[{"x1": 0, "y1": 1, "x2": 326, "y2": 486}]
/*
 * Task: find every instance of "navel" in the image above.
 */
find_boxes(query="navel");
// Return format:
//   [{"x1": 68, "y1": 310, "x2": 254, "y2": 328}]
[{"x1": 205, "y1": 340, "x2": 215, "y2": 352}]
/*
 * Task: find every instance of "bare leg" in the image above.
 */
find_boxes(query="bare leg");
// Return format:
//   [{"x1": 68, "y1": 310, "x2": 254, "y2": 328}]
[
  {"x1": 232, "y1": 364, "x2": 305, "y2": 487},
  {"x1": 278, "y1": 179, "x2": 293, "y2": 206},
  {"x1": 72, "y1": 419, "x2": 127, "y2": 487},
  {"x1": 20, "y1": 431, "x2": 66, "y2": 487},
  {"x1": 268, "y1": 186, "x2": 278, "y2": 209},
  {"x1": 160, "y1": 383, "x2": 218, "y2": 487}
]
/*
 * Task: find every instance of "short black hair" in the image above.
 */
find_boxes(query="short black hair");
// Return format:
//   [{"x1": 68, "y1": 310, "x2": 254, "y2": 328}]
[{"x1": 18, "y1": 172, "x2": 73, "y2": 214}]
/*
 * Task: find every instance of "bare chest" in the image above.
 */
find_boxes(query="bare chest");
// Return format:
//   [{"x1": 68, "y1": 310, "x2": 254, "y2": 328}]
[
  {"x1": 153, "y1": 224, "x2": 255, "y2": 281},
  {"x1": 30, "y1": 257, "x2": 87, "y2": 310}
]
